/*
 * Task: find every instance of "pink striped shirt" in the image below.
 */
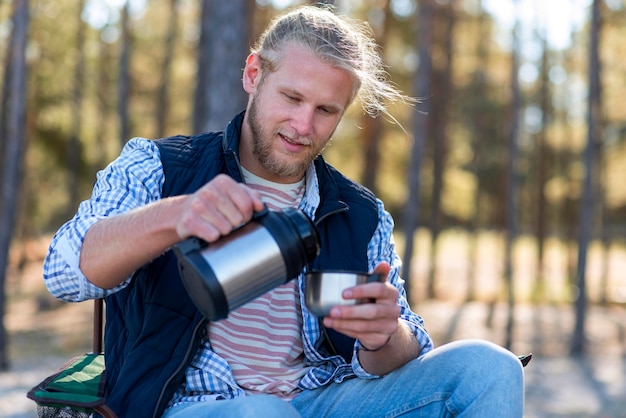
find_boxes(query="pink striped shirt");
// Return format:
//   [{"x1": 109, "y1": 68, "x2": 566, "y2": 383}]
[{"x1": 208, "y1": 168, "x2": 309, "y2": 399}]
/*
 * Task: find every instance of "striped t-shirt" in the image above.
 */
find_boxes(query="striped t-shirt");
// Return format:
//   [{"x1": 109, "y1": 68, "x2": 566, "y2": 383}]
[{"x1": 207, "y1": 167, "x2": 310, "y2": 399}]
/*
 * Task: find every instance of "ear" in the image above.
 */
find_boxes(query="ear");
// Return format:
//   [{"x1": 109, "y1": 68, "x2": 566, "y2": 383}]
[{"x1": 242, "y1": 53, "x2": 263, "y2": 94}]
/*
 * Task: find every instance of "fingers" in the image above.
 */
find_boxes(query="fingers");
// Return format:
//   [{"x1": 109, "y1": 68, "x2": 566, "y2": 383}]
[
  {"x1": 371, "y1": 261, "x2": 390, "y2": 277},
  {"x1": 322, "y1": 307, "x2": 399, "y2": 349},
  {"x1": 323, "y1": 282, "x2": 399, "y2": 329},
  {"x1": 341, "y1": 279, "x2": 396, "y2": 306},
  {"x1": 176, "y1": 174, "x2": 264, "y2": 242},
  {"x1": 323, "y1": 290, "x2": 400, "y2": 325},
  {"x1": 322, "y1": 269, "x2": 399, "y2": 347}
]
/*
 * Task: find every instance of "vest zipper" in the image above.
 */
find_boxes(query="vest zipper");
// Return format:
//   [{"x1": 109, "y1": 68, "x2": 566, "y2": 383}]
[
  {"x1": 152, "y1": 317, "x2": 207, "y2": 418},
  {"x1": 313, "y1": 204, "x2": 348, "y2": 226}
]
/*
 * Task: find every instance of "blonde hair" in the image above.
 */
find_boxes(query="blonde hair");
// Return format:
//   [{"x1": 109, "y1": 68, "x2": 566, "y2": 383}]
[{"x1": 251, "y1": 5, "x2": 412, "y2": 121}]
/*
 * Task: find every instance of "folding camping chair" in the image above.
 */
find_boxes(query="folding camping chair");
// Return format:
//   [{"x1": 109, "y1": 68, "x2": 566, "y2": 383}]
[{"x1": 27, "y1": 299, "x2": 117, "y2": 418}]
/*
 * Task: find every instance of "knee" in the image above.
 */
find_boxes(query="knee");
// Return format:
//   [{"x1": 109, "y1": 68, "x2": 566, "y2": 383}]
[
  {"x1": 424, "y1": 340, "x2": 524, "y2": 416},
  {"x1": 449, "y1": 339, "x2": 524, "y2": 388},
  {"x1": 422, "y1": 339, "x2": 523, "y2": 382}
]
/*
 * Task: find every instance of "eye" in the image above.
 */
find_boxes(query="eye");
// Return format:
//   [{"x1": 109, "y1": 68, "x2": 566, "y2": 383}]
[
  {"x1": 318, "y1": 106, "x2": 337, "y2": 116},
  {"x1": 284, "y1": 93, "x2": 300, "y2": 103}
]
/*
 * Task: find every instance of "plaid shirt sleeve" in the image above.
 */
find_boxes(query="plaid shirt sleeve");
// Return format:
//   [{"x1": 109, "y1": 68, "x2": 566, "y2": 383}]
[
  {"x1": 350, "y1": 199, "x2": 434, "y2": 379},
  {"x1": 43, "y1": 138, "x2": 165, "y2": 302}
]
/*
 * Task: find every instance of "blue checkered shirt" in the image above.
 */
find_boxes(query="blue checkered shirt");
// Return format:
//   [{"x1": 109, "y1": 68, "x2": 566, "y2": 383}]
[{"x1": 43, "y1": 138, "x2": 434, "y2": 406}]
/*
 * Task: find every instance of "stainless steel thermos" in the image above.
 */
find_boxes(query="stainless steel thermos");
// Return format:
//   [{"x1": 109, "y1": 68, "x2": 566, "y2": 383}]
[{"x1": 174, "y1": 207, "x2": 320, "y2": 321}]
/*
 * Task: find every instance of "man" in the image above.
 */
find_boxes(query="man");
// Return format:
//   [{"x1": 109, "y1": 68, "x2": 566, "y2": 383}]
[{"x1": 44, "y1": 5, "x2": 524, "y2": 417}]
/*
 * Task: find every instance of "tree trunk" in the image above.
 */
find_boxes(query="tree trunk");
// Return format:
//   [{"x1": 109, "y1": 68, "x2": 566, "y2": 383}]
[
  {"x1": 426, "y1": 1, "x2": 456, "y2": 299},
  {"x1": 118, "y1": 1, "x2": 132, "y2": 146},
  {"x1": 532, "y1": 30, "x2": 550, "y2": 302},
  {"x1": 66, "y1": 0, "x2": 87, "y2": 219},
  {"x1": 193, "y1": 0, "x2": 252, "y2": 133},
  {"x1": 402, "y1": 0, "x2": 434, "y2": 302},
  {"x1": 155, "y1": 0, "x2": 180, "y2": 138},
  {"x1": 359, "y1": 0, "x2": 392, "y2": 195},
  {"x1": 465, "y1": 0, "x2": 490, "y2": 302},
  {"x1": 0, "y1": 0, "x2": 30, "y2": 371},
  {"x1": 503, "y1": 0, "x2": 522, "y2": 350},
  {"x1": 95, "y1": 28, "x2": 114, "y2": 169},
  {"x1": 571, "y1": 0, "x2": 602, "y2": 355}
]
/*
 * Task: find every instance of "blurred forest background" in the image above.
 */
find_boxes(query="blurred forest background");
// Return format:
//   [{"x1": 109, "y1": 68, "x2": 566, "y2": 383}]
[{"x1": 0, "y1": 0, "x2": 625, "y2": 374}]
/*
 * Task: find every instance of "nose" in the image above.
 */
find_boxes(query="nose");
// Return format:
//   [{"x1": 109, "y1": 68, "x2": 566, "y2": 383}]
[{"x1": 291, "y1": 106, "x2": 315, "y2": 137}]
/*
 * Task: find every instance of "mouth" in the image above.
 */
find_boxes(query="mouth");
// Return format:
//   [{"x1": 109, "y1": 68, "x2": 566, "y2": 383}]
[{"x1": 279, "y1": 134, "x2": 309, "y2": 151}]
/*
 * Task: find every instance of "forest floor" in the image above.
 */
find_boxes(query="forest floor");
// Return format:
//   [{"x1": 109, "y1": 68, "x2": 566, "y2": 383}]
[{"x1": 1, "y1": 236, "x2": 625, "y2": 418}]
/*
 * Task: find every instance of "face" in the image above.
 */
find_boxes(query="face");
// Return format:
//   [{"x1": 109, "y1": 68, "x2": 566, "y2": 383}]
[{"x1": 240, "y1": 44, "x2": 355, "y2": 183}]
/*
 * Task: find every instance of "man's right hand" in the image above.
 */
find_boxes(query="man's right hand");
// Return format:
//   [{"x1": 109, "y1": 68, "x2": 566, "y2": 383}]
[
  {"x1": 80, "y1": 175, "x2": 264, "y2": 289},
  {"x1": 176, "y1": 174, "x2": 265, "y2": 243}
]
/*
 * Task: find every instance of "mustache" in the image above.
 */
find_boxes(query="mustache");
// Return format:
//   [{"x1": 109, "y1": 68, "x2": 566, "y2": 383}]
[{"x1": 277, "y1": 131, "x2": 312, "y2": 146}]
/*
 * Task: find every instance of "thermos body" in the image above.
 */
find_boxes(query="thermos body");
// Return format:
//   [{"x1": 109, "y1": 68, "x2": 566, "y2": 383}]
[
  {"x1": 174, "y1": 207, "x2": 320, "y2": 321},
  {"x1": 200, "y1": 222, "x2": 287, "y2": 311}
]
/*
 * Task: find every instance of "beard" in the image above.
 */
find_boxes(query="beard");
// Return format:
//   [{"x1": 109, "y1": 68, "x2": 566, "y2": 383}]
[{"x1": 247, "y1": 93, "x2": 327, "y2": 180}]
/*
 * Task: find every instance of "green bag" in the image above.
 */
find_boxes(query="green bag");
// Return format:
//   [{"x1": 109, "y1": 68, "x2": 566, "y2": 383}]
[{"x1": 27, "y1": 353, "x2": 115, "y2": 418}]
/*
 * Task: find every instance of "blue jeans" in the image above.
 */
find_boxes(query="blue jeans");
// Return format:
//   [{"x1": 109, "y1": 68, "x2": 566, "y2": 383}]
[{"x1": 162, "y1": 339, "x2": 524, "y2": 417}]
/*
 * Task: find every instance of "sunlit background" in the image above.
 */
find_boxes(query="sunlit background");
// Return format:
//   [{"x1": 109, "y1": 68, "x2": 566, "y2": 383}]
[{"x1": 1, "y1": 1, "x2": 625, "y2": 416}]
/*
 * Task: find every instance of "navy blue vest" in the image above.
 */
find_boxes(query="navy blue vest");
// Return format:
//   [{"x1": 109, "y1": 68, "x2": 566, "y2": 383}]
[{"x1": 103, "y1": 112, "x2": 379, "y2": 417}]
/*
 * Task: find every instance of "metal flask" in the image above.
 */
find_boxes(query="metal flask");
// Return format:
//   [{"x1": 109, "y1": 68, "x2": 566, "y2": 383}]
[{"x1": 174, "y1": 207, "x2": 320, "y2": 321}]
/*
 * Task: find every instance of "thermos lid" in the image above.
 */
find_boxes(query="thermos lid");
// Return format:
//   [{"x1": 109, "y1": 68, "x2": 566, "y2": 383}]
[{"x1": 279, "y1": 208, "x2": 320, "y2": 264}]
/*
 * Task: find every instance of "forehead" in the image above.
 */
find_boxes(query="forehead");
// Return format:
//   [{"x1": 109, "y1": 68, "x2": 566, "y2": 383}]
[{"x1": 266, "y1": 45, "x2": 356, "y2": 109}]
